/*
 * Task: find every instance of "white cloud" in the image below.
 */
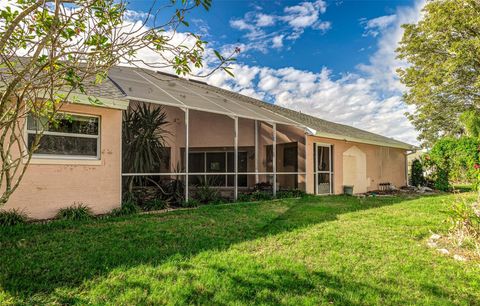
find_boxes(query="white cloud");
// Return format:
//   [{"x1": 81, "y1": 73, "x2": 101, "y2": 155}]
[
  {"x1": 205, "y1": 64, "x2": 417, "y2": 144},
  {"x1": 361, "y1": 14, "x2": 397, "y2": 37},
  {"x1": 229, "y1": 0, "x2": 331, "y2": 52},
  {"x1": 124, "y1": 10, "x2": 150, "y2": 23},
  {"x1": 357, "y1": 0, "x2": 426, "y2": 94},
  {"x1": 191, "y1": 18, "x2": 211, "y2": 37},
  {"x1": 272, "y1": 35, "x2": 284, "y2": 49},
  {"x1": 230, "y1": 18, "x2": 256, "y2": 31},
  {"x1": 256, "y1": 13, "x2": 276, "y2": 27},
  {"x1": 282, "y1": 0, "x2": 327, "y2": 28},
  {"x1": 312, "y1": 20, "x2": 332, "y2": 32}
]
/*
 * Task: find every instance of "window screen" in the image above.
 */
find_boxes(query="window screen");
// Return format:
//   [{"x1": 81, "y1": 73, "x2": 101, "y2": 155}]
[{"x1": 186, "y1": 151, "x2": 248, "y2": 187}]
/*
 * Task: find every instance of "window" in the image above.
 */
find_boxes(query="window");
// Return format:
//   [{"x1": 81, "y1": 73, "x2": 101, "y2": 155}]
[
  {"x1": 283, "y1": 144, "x2": 298, "y2": 169},
  {"x1": 227, "y1": 152, "x2": 247, "y2": 186},
  {"x1": 266, "y1": 142, "x2": 298, "y2": 172},
  {"x1": 184, "y1": 151, "x2": 248, "y2": 187},
  {"x1": 27, "y1": 113, "x2": 100, "y2": 159},
  {"x1": 206, "y1": 152, "x2": 226, "y2": 186},
  {"x1": 189, "y1": 152, "x2": 205, "y2": 186}
]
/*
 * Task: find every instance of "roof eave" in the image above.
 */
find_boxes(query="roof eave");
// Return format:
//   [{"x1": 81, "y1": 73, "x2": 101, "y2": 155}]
[
  {"x1": 58, "y1": 91, "x2": 129, "y2": 110},
  {"x1": 313, "y1": 131, "x2": 416, "y2": 150}
]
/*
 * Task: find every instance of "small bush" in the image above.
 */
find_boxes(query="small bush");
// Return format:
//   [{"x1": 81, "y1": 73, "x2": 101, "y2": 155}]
[
  {"x1": 111, "y1": 199, "x2": 141, "y2": 216},
  {"x1": 0, "y1": 209, "x2": 27, "y2": 227},
  {"x1": 237, "y1": 193, "x2": 253, "y2": 202},
  {"x1": 250, "y1": 191, "x2": 273, "y2": 201},
  {"x1": 195, "y1": 179, "x2": 219, "y2": 204},
  {"x1": 410, "y1": 159, "x2": 425, "y2": 187},
  {"x1": 180, "y1": 199, "x2": 200, "y2": 208},
  {"x1": 56, "y1": 203, "x2": 93, "y2": 221},
  {"x1": 142, "y1": 198, "x2": 167, "y2": 211},
  {"x1": 237, "y1": 190, "x2": 287, "y2": 202},
  {"x1": 210, "y1": 197, "x2": 231, "y2": 205},
  {"x1": 276, "y1": 189, "x2": 306, "y2": 199},
  {"x1": 435, "y1": 168, "x2": 451, "y2": 191},
  {"x1": 447, "y1": 196, "x2": 480, "y2": 255}
]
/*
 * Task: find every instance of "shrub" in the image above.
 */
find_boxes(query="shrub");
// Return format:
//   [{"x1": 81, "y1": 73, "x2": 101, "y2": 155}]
[
  {"x1": 111, "y1": 199, "x2": 141, "y2": 216},
  {"x1": 122, "y1": 104, "x2": 169, "y2": 194},
  {"x1": 237, "y1": 193, "x2": 253, "y2": 202},
  {"x1": 410, "y1": 159, "x2": 426, "y2": 187},
  {"x1": 250, "y1": 191, "x2": 273, "y2": 201},
  {"x1": 0, "y1": 209, "x2": 27, "y2": 227},
  {"x1": 276, "y1": 189, "x2": 306, "y2": 199},
  {"x1": 425, "y1": 137, "x2": 480, "y2": 190},
  {"x1": 447, "y1": 196, "x2": 480, "y2": 254},
  {"x1": 195, "y1": 179, "x2": 219, "y2": 204},
  {"x1": 142, "y1": 198, "x2": 167, "y2": 211},
  {"x1": 159, "y1": 176, "x2": 185, "y2": 207},
  {"x1": 56, "y1": 203, "x2": 93, "y2": 221},
  {"x1": 180, "y1": 199, "x2": 200, "y2": 208},
  {"x1": 236, "y1": 190, "x2": 280, "y2": 202},
  {"x1": 210, "y1": 197, "x2": 230, "y2": 205},
  {"x1": 434, "y1": 167, "x2": 451, "y2": 191}
]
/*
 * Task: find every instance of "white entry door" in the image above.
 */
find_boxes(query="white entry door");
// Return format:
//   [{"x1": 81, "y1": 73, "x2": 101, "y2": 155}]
[{"x1": 315, "y1": 144, "x2": 333, "y2": 195}]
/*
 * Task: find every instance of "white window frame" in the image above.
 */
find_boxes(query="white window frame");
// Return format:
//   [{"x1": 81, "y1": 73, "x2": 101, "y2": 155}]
[
  {"x1": 314, "y1": 142, "x2": 333, "y2": 195},
  {"x1": 26, "y1": 112, "x2": 101, "y2": 160}
]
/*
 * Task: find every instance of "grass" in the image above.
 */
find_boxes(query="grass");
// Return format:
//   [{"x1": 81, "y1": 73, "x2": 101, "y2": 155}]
[
  {"x1": 1, "y1": 193, "x2": 479, "y2": 304},
  {"x1": 55, "y1": 203, "x2": 93, "y2": 221}
]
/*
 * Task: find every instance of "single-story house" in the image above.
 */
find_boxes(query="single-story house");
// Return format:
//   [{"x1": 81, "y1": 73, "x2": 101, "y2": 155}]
[{"x1": 4, "y1": 66, "x2": 415, "y2": 219}]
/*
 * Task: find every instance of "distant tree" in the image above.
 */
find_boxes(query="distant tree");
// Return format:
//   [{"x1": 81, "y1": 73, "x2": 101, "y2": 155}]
[
  {"x1": 424, "y1": 137, "x2": 480, "y2": 191},
  {"x1": 0, "y1": 0, "x2": 235, "y2": 207},
  {"x1": 460, "y1": 110, "x2": 480, "y2": 138},
  {"x1": 396, "y1": 0, "x2": 480, "y2": 147}
]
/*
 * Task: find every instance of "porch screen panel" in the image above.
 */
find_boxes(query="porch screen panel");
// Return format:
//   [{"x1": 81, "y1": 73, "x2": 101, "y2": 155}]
[
  {"x1": 227, "y1": 152, "x2": 247, "y2": 187},
  {"x1": 189, "y1": 152, "x2": 204, "y2": 186},
  {"x1": 108, "y1": 67, "x2": 185, "y2": 107},
  {"x1": 206, "y1": 152, "x2": 226, "y2": 186},
  {"x1": 121, "y1": 69, "x2": 298, "y2": 125}
]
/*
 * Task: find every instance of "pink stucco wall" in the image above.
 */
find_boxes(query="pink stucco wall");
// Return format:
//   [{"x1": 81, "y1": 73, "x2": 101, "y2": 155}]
[
  {"x1": 305, "y1": 135, "x2": 408, "y2": 194},
  {"x1": 3, "y1": 103, "x2": 122, "y2": 219}
]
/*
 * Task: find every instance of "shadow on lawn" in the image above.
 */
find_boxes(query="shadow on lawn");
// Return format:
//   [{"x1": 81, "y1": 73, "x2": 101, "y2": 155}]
[{"x1": 0, "y1": 194, "x2": 440, "y2": 301}]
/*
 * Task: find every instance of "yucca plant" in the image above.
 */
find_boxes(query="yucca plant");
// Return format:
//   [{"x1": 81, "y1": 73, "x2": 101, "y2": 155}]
[
  {"x1": 195, "y1": 177, "x2": 219, "y2": 204},
  {"x1": 122, "y1": 104, "x2": 170, "y2": 192}
]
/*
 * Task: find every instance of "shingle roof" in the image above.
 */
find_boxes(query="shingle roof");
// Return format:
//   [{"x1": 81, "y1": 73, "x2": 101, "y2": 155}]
[
  {"x1": 83, "y1": 77, "x2": 127, "y2": 101},
  {"x1": 106, "y1": 66, "x2": 414, "y2": 150},
  {"x1": 207, "y1": 86, "x2": 415, "y2": 150},
  {"x1": 0, "y1": 62, "x2": 129, "y2": 110}
]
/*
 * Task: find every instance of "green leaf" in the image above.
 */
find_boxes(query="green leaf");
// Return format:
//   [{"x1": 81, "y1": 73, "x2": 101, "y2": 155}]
[
  {"x1": 223, "y1": 67, "x2": 234, "y2": 77},
  {"x1": 214, "y1": 50, "x2": 224, "y2": 61}
]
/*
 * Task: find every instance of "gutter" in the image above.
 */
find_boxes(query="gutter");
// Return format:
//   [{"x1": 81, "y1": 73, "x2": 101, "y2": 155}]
[{"x1": 313, "y1": 131, "x2": 417, "y2": 151}]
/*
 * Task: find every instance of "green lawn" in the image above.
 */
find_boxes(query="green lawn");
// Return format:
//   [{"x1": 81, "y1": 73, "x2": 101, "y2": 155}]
[{"x1": 1, "y1": 194, "x2": 480, "y2": 305}]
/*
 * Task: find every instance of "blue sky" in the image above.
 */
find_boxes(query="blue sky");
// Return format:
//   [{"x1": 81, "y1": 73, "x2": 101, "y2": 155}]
[{"x1": 127, "y1": 0, "x2": 425, "y2": 144}]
